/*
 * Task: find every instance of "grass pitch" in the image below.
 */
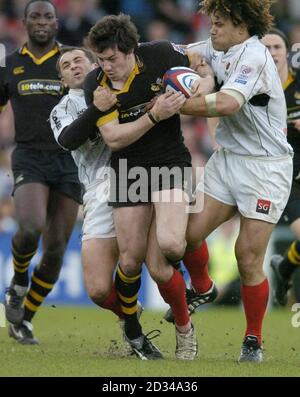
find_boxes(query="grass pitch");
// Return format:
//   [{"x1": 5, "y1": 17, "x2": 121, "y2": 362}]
[{"x1": 0, "y1": 306, "x2": 299, "y2": 377}]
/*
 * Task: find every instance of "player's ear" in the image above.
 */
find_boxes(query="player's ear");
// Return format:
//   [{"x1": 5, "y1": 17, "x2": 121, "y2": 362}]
[{"x1": 61, "y1": 78, "x2": 68, "y2": 88}]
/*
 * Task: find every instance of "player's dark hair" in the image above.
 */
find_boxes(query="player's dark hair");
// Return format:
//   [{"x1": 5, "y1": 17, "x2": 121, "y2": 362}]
[
  {"x1": 200, "y1": 0, "x2": 275, "y2": 38},
  {"x1": 88, "y1": 13, "x2": 140, "y2": 54},
  {"x1": 266, "y1": 28, "x2": 290, "y2": 50},
  {"x1": 24, "y1": 0, "x2": 57, "y2": 18},
  {"x1": 56, "y1": 46, "x2": 98, "y2": 75}
]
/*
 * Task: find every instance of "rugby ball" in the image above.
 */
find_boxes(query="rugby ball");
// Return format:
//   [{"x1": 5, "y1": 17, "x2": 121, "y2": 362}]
[{"x1": 163, "y1": 67, "x2": 201, "y2": 98}]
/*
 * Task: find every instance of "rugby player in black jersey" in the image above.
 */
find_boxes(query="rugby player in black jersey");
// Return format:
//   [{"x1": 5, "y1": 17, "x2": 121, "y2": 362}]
[
  {"x1": 83, "y1": 14, "x2": 217, "y2": 360},
  {"x1": 262, "y1": 29, "x2": 300, "y2": 305},
  {"x1": 0, "y1": 0, "x2": 81, "y2": 344},
  {"x1": 85, "y1": 14, "x2": 218, "y2": 360}
]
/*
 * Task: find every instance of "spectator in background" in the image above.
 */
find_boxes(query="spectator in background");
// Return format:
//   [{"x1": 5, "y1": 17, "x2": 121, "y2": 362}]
[
  {"x1": 146, "y1": 19, "x2": 171, "y2": 42},
  {"x1": 262, "y1": 29, "x2": 300, "y2": 306},
  {"x1": 151, "y1": 0, "x2": 194, "y2": 43},
  {"x1": 119, "y1": 0, "x2": 155, "y2": 41},
  {"x1": 57, "y1": 0, "x2": 105, "y2": 46}
]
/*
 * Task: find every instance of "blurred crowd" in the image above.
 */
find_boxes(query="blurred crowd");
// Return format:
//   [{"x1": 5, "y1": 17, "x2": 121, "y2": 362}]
[{"x1": 0, "y1": 1, "x2": 300, "y2": 296}]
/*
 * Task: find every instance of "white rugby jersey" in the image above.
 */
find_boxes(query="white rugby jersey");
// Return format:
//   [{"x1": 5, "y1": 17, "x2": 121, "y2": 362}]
[
  {"x1": 50, "y1": 89, "x2": 111, "y2": 188},
  {"x1": 188, "y1": 36, "x2": 293, "y2": 156}
]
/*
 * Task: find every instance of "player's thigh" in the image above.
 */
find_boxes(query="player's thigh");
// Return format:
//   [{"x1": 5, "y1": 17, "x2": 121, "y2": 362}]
[
  {"x1": 153, "y1": 188, "x2": 189, "y2": 243},
  {"x1": 82, "y1": 237, "x2": 119, "y2": 293},
  {"x1": 14, "y1": 182, "x2": 49, "y2": 229},
  {"x1": 186, "y1": 192, "x2": 236, "y2": 248},
  {"x1": 113, "y1": 204, "x2": 153, "y2": 260},
  {"x1": 43, "y1": 189, "x2": 79, "y2": 246}
]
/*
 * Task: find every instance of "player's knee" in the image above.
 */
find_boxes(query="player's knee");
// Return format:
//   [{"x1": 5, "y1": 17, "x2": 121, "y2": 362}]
[
  {"x1": 16, "y1": 225, "x2": 42, "y2": 248},
  {"x1": 119, "y1": 252, "x2": 144, "y2": 276},
  {"x1": 148, "y1": 264, "x2": 174, "y2": 284},
  {"x1": 236, "y1": 249, "x2": 263, "y2": 282},
  {"x1": 87, "y1": 284, "x2": 111, "y2": 305},
  {"x1": 158, "y1": 234, "x2": 186, "y2": 262}
]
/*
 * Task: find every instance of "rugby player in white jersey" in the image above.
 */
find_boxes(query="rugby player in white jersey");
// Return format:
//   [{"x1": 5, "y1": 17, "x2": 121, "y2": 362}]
[
  {"x1": 180, "y1": 0, "x2": 293, "y2": 362},
  {"x1": 50, "y1": 46, "x2": 187, "y2": 360}
]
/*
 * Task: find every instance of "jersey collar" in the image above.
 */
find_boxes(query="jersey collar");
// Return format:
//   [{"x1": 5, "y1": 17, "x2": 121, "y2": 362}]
[
  {"x1": 98, "y1": 60, "x2": 141, "y2": 94},
  {"x1": 20, "y1": 44, "x2": 59, "y2": 65},
  {"x1": 222, "y1": 35, "x2": 259, "y2": 59},
  {"x1": 283, "y1": 70, "x2": 295, "y2": 91},
  {"x1": 69, "y1": 88, "x2": 85, "y2": 97}
]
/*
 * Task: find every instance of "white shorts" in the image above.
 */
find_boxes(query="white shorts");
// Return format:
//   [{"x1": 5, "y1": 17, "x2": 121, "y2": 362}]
[
  {"x1": 197, "y1": 148, "x2": 293, "y2": 224},
  {"x1": 82, "y1": 180, "x2": 116, "y2": 241}
]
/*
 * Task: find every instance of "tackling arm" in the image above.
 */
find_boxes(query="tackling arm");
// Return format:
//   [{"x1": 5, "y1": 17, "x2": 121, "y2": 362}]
[{"x1": 181, "y1": 90, "x2": 245, "y2": 117}]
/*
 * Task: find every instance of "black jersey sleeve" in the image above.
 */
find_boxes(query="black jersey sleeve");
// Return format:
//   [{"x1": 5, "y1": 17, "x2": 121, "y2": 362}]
[
  {"x1": 84, "y1": 67, "x2": 119, "y2": 127},
  {"x1": 0, "y1": 65, "x2": 9, "y2": 112},
  {"x1": 84, "y1": 68, "x2": 98, "y2": 106},
  {"x1": 151, "y1": 40, "x2": 190, "y2": 70},
  {"x1": 57, "y1": 104, "x2": 104, "y2": 150}
]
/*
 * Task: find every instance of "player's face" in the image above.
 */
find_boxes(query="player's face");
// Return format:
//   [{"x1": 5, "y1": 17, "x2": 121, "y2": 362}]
[
  {"x1": 261, "y1": 34, "x2": 288, "y2": 73},
  {"x1": 24, "y1": 1, "x2": 58, "y2": 45},
  {"x1": 210, "y1": 11, "x2": 246, "y2": 52},
  {"x1": 59, "y1": 50, "x2": 97, "y2": 89},
  {"x1": 96, "y1": 47, "x2": 135, "y2": 83}
]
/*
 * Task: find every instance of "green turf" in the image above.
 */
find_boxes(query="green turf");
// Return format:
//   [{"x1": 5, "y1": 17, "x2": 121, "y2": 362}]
[{"x1": 0, "y1": 306, "x2": 299, "y2": 377}]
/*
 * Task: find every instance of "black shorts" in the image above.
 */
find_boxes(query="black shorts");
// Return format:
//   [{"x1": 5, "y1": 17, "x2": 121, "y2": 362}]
[
  {"x1": 280, "y1": 179, "x2": 300, "y2": 225},
  {"x1": 11, "y1": 146, "x2": 83, "y2": 204},
  {"x1": 109, "y1": 159, "x2": 193, "y2": 207}
]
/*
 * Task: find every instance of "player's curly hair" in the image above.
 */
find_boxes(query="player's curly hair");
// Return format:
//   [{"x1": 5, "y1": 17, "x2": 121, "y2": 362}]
[
  {"x1": 88, "y1": 13, "x2": 140, "y2": 54},
  {"x1": 199, "y1": 0, "x2": 275, "y2": 38}
]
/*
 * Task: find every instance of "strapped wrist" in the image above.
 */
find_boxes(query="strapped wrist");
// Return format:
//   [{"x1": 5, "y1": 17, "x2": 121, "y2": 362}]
[{"x1": 147, "y1": 110, "x2": 159, "y2": 124}]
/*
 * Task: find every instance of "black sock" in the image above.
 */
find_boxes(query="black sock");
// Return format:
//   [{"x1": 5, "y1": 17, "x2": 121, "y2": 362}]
[
  {"x1": 12, "y1": 242, "x2": 37, "y2": 287},
  {"x1": 280, "y1": 240, "x2": 300, "y2": 280},
  {"x1": 115, "y1": 265, "x2": 142, "y2": 340},
  {"x1": 23, "y1": 269, "x2": 55, "y2": 322}
]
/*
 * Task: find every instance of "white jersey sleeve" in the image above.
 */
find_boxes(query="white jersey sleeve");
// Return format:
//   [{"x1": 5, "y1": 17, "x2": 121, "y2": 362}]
[
  {"x1": 50, "y1": 97, "x2": 78, "y2": 149},
  {"x1": 187, "y1": 38, "x2": 215, "y2": 63},
  {"x1": 221, "y1": 48, "x2": 270, "y2": 102}
]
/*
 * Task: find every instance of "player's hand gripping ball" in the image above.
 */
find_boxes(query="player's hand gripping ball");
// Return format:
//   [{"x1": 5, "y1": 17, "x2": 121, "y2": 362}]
[{"x1": 163, "y1": 67, "x2": 201, "y2": 98}]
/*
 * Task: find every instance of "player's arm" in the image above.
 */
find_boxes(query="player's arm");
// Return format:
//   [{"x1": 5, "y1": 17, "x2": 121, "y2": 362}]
[
  {"x1": 207, "y1": 117, "x2": 220, "y2": 151},
  {"x1": 181, "y1": 89, "x2": 244, "y2": 117},
  {"x1": 50, "y1": 90, "x2": 117, "y2": 150},
  {"x1": 95, "y1": 89, "x2": 186, "y2": 151},
  {"x1": 183, "y1": 51, "x2": 269, "y2": 118}
]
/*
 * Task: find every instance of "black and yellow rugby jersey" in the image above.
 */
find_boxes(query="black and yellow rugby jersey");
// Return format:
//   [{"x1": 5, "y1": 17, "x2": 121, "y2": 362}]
[
  {"x1": 0, "y1": 44, "x2": 65, "y2": 150},
  {"x1": 84, "y1": 40, "x2": 191, "y2": 165},
  {"x1": 284, "y1": 68, "x2": 300, "y2": 153}
]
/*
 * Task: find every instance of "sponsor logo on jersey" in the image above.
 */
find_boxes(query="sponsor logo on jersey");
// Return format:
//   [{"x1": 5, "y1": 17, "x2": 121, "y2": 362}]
[
  {"x1": 51, "y1": 109, "x2": 62, "y2": 130},
  {"x1": 151, "y1": 78, "x2": 163, "y2": 92},
  {"x1": 234, "y1": 65, "x2": 252, "y2": 85},
  {"x1": 18, "y1": 79, "x2": 64, "y2": 96},
  {"x1": 120, "y1": 102, "x2": 149, "y2": 121},
  {"x1": 13, "y1": 66, "x2": 25, "y2": 75},
  {"x1": 256, "y1": 199, "x2": 271, "y2": 215},
  {"x1": 240, "y1": 65, "x2": 252, "y2": 75}
]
